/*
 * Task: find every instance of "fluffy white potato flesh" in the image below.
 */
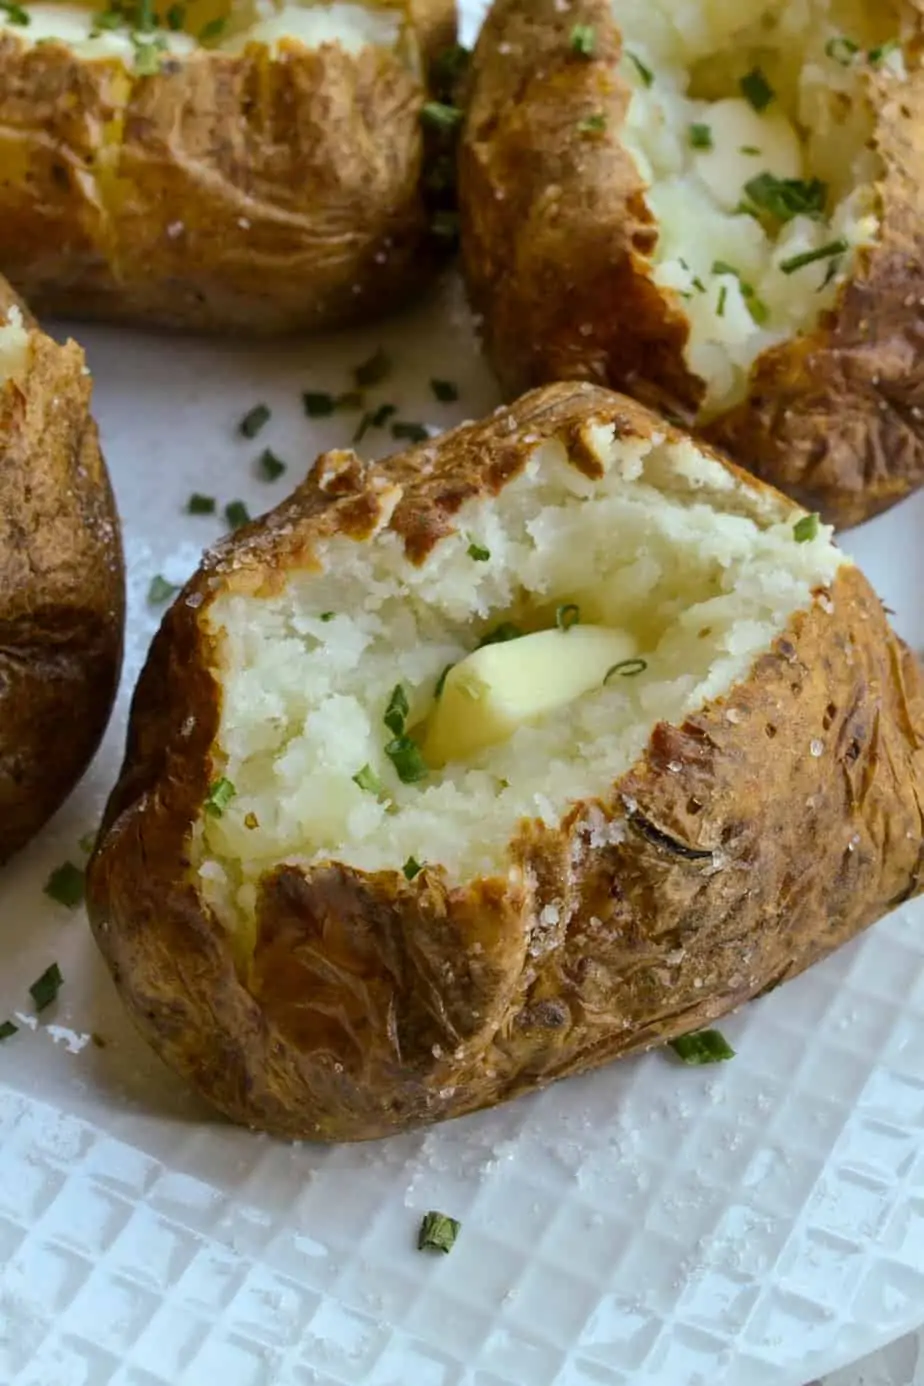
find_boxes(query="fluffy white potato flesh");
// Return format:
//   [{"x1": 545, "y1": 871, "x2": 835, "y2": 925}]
[
  {"x1": 0, "y1": 1, "x2": 401, "y2": 59},
  {"x1": 0, "y1": 307, "x2": 29, "y2": 384},
  {"x1": 616, "y1": 0, "x2": 901, "y2": 416},
  {"x1": 197, "y1": 424, "x2": 844, "y2": 937}
]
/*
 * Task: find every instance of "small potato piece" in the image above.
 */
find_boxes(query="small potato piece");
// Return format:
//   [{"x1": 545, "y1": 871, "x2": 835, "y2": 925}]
[
  {"x1": 423, "y1": 625, "x2": 639, "y2": 766},
  {"x1": 88, "y1": 382, "x2": 924, "y2": 1142}
]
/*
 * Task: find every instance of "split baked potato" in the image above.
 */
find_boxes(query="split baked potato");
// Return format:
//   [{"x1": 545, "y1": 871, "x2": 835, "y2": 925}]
[
  {"x1": 460, "y1": 0, "x2": 924, "y2": 530},
  {"x1": 0, "y1": 278, "x2": 124, "y2": 864},
  {"x1": 88, "y1": 381, "x2": 924, "y2": 1141},
  {"x1": 0, "y1": 0, "x2": 456, "y2": 333}
]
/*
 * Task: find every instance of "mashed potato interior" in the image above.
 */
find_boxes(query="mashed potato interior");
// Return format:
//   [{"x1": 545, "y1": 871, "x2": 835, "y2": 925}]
[
  {"x1": 197, "y1": 426, "x2": 844, "y2": 936},
  {"x1": 0, "y1": 0, "x2": 400, "y2": 61},
  {"x1": 0, "y1": 307, "x2": 30, "y2": 384},
  {"x1": 615, "y1": 0, "x2": 901, "y2": 415}
]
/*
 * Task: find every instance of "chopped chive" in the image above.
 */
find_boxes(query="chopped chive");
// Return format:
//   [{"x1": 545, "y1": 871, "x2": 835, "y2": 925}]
[
  {"x1": 0, "y1": 1, "x2": 29, "y2": 22},
  {"x1": 793, "y1": 512, "x2": 821, "y2": 543},
  {"x1": 132, "y1": 35, "x2": 165, "y2": 74},
  {"x1": 739, "y1": 145, "x2": 761, "y2": 155},
  {"x1": 418, "y1": 1210, "x2": 460, "y2": 1253},
  {"x1": 0, "y1": 1020, "x2": 17, "y2": 1041},
  {"x1": 578, "y1": 113, "x2": 607, "y2": 134},
  {"x1": 320, "y1": 611, "x2": 335, "y2": 622},
  {"x1": 354, "y1": 402, "x2": 397, "y2": 443},
  {"x1": 225, "y1": 500, "x2": 251, "y2": 531},
  {"x1": 821, "y1": 256, "x2": 842, "y2": 290},
  {"x1": 556, "y1": 603, "x2": 580, "y2": 631},
  {"x1": 669, "y1": 1030, "x2": 735, "y2": 1065},
  {"x1": 198, "y1": 15, "x2": 224, "y2": 40},
  {"x1": 869, "y1": 40, "x2": 899, "y2": 66},
  {"x1": 257, "y1": 448, "x2": 287, "y2": 481},
  {"x1": 147, "y1": 574, "x2": 178, "y2": 604},
  {"x1": 692, "y1": 276, "x2": 706, "y2": 293},
  {"x1": 717, "y1": 284, "x2": 728, "y2": 317},
  {"x1": 740, "y1": 66, "x2": 774, "y2": 111},
  {"x1": 30, "y1": 962, "x2": 63, "y2": 1013},
  {"x1": 478, "y1": 622, "x2": 522, "y2": 647},
  {"x1": 44, "y1": 862, "x2": 85, "y2": 909},
  {"x1": 165, "y1": 2, "x2": 185, "y2": 28},
  {"x1": 385, "y1": 735, "x2": 429, "y2": 784},
  {"x1": 420, "y1": 100, "x2": 463, "y2": 132},
  {"x1": 239, "y1": 403, "x2": 270, "y2": 438},
  {"x1": 354, "y1": 348, "x2": 391, "y2": 388},
  {"x1": 467, "y1": 541, "x2": 490, "y2": 562},
  {"x1": 384, "y1": 684, "x2": 410, "y2": 738},
  {"x1": 335, "y1": 390, "x2": 364, "y2": 411},
  {"x1": 604, "y1": 658, "x2": 648, "y2": 682},
  {"x1": 244, "y1": 811, "x2": 259, "y2": 829},
  {"x1": 744, "y1": 292, "x2": 770, "y2": 326},
  {"x1": 825, "y1": 35, "x2": 859, "y2": 64},
  {"x1": 570, "y1": 23, "x2": 595, "y2": 57},
  {"x1": 744, "y1": 173, "x2": 827, "y2": 224},
  {"x1": 391, "y1": 421, "x2": 430, "y2": 443},
  {"x1": 353, "y1": 764, "x2": 385, "y2": 797},
  {"x1": 403, "y1": 856, "x2": 423, "y2": 881},
  {"x1": 689, "y1": 123, "x2": 713, "y2": 150},
  {"x1": 431, "y1": 378, "x2": 459, "y2": 403},
  {"x1": 626, "y1": 51, "x2": 653, "y2": 86},
  {"x1": 433, "y1": 42, "x2": 470, "y2": 90},
  {"x1": 302, "y1": 391, "x2": 336, "y2": 418},
  {"x1": 204, "y1": 777, "x2": 236, "y2": 817},
  {"x1": 780, "y1": 238, "x2": 849, "y2": 275},
  {"x1": 434, "y1": 664, "x2": 454, "y2": 698},
  {"x1": 187, "y1": 492, "x2": 216, "y2": 515},
  {"x1": 78, "y1": 830, "x2": 97, "y2": 855}
]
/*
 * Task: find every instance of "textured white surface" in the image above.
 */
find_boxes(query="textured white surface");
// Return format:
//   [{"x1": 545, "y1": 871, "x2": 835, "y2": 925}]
[{"x1": 0, "y1": 271, "x2": 923, "y2": 1386}]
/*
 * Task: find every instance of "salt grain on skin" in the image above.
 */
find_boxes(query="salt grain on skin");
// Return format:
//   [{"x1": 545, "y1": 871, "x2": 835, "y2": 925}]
[{"x1": 810, "y1": 738, "x2": 824, "y2": 757}]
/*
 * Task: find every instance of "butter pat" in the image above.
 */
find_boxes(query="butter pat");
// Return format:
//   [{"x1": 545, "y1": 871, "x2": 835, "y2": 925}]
[
  {"x1": 693, "y1": 98, "x2": 802, "y2": 211},
  {"x1": 423, "y1": 625, "x2": 639, "y2": 766}
]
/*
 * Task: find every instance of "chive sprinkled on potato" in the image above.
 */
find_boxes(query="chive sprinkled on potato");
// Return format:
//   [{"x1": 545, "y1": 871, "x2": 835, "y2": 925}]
[
  {"x1": 478, "y1": 621, "x2": 522, "y2": 647},
  {"x1": 570, "y1": 23, "x2": 595, "y2": 57},
  {"x1": 391, "y1": 421, "x2": 429, "y2": 443},
  {"x1": 403, "y1": 856, "x2": 423, "y2": 881},
  {"x1": 433, "y1": 42, "x2": 470, "y2": 89},
  {"x1": 165, "y1": 3, "x2": 185, "y2": 29},
  {"x1": 0, "y1": 1020, "x2": 18, "y2": 1041},
  {"x1": 421, "y1": 101, "x2": 464, "y2": 133},
  {"x1": 239, "y1": 403, "x2": 270, "y2": 438},
  {"x1": 198, "y1": 15, "x2": 225, "y2": 41},
  {"x1": 626, "y1": 51, "x2": 653, "y2": 86},
  {"x1": 869, "y1": 40, "x2": 899, "y2": 66},
  {"x1": 711, "y1": 262, "x2": 769, "y2": 326},
  {"x1": 418, "y1": 1211, "x2": 460, "y2": 1253},
  {"x1": 148, "y1": 574, "x2": 178, "y2": 604},
  {"x1": 689, "y1": 123, "x2": 713, "y2": 150},
  {"x1": 744, "y1": 173, "x2": 827, "y2": 223},
  {"x1": 354, "y1": 348, "x2": 391, "y2": 388},
  {"x1": 44, "y1": 862, "x2": 85, "y2": 909},
  {"x1": 30, "y1": 962, "x2": 63, "y2": 1013},
  {"x1": 780, "y1": 239, "x2": 849, "y2": 275},
  {"x1": 384, "y1": 684, "x2": 410, "y2": 737},
  {"x1": 225, "y1": 500, "x2": 250, "y2": 531},
  {"x1": 353, "y1": 764, "x2": 385, "y2": 797},
  {"x1": 79, "y1": 830, "x2": 97, "y2": 855},
  {"x1": 740, "y1": 66, "x2": 774, "y2": 111},
  {"x1": 335, "y1": 390, "x2": 364, "y2": 412},
  {"x1": 354, "y1": 403, "x2": 396, "y2": 443},
  {"x1": 825, "y1": 35, "x2": 859, "y2": 64},
  {"x1": 133, "y1": 35, "x2": 165, "y2": 74},
  {"x1": 320, "y1": 611, "x2": 335, "y2": 622},
  {"x1": 431, "y1": 378, "x2": 459, "y2": 403},
  {"x1": 204, "y1": 777, "x2": 236, "y2": 817},
  {"x1": 302, "y1": 391, "x2": 336, "y2": 418},
  {"x1": 385, "y1": 736, "x2": 428, "y2": 784},
  {"x1": 187, "y1": 492, "x2": 216, "y2": 514},
  {"x1": 578, "y1": 113, "x2": 607, "y2": 135},
  {"x1": 467, "y1": 541, "x2": 490, "y2": 562},
  {"x1": 669, "y1": 1030, "x2": 735, "y2": 1065},
  {"x1": 717, "y1": 285, "x2": 728, "y2": 317},
  {"x1": 604, "y1": 658, "x2": 648, "y2": 682},
  {"x1": 793, "y1": 513, "x2": 821, "y2": 543},
  {"x1": 556, "y1": 603, "x2": 580, "y2": 631},
  {"x1": 257, "y1": 448, "x2": 287, "y2": 481},
  {"x1": 0, "y1": 1, "x2": 29, "y2": 23},
  {"x1": 434, "y1": 664, "x2": 454, "y2": 699}
]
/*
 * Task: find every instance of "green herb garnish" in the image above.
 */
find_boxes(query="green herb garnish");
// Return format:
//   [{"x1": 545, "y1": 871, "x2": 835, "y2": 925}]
[
  {"x1": 354, "y1": 402, "x2": 397, "y2": 443},
  {"x1": 421, "y1": 100, "x2": 464, "y2": 133},
  {"x1": 44, "y1": 862, "x2": 85, "y2": 909},
  {"x1": 604, "y1": 658, "x2": 648, "y2": 682},
  {"x1": 335, "y1": 390, "x2": 364, "y2": 411},
  {"x1": 743, "y1": 172, "x2": 827, "y2": 224},
  {"x1": 739, "y1": 145, "x2": 761, "y2": 155},
  {"x1": 478, "y1": 622, "x2": 522, "y2": 647},
  {"x1": 578, "y1": 113, "x2": 607, "y2": 134},
  {"x1": 433, "y1": 42, "x2": 470, "y2": 90},
  {"x1": 570, "y1": 23, "x2": 595, "y2": 57},
  {"x1": 78, "y1": 830, "x2": 97, "y2": 855},
  {"x1": 353, "y1": 764, "x2": 385, "y2": 797},
  {"x1": 825, "y1": 35, "x2": 859, "y2": 65},
  {"x1": 0, "y1": 1021, "x2": 17, "y2": 1041},
  {"x1": 198, "y1": 15, "x2": 225, "y2": 41},
  {"x1": 132, "y1": 34, "x2": 166, "y2": 74},
  {"x1": 740, "y1": 66, "x2": 774, "y2": 111},
  {"x1": 257, "y1": 448, "x2": 287, "y2": 481},
  {"x1": 0, "y1": 1, "x2": 29, "y2": 23},
  {"x1": 626, "y1": 51, "x2": 653, "y2": 86},
  {"x1": 780, "y1": 238, "x2": 849, "y2": 276},
  {"x1": 669, "y1": 1030, "x2": 735, "y2": 1065},
  {"x1": 90, "y1": 8, "x2": 125, "y2": 33},
  {"x1": 711, "y1": 261, "x2": 769, "y2": 326},
  {"x1": 431, "y1": 378, "x2": 459, "y2": 403},
  {"x1": 418, "y1": 1210, "x2": 460, "y2": 1253},
  {"x1": 556, "y1": 603, "x2": 580, "y2": 631},
  {"x1": 354, "y1": 348, "x2": 391, "y2": 388},
  {"x1": 717, "y1": 284, "x2": 728, "y2": 317},
  {"x1": 434, "y1": 664, "x2": 454, "y2": 698},
  {"x1": 320, "y1": 611, "x2": 335, "y2": 622},
  {"x1": 403, "y1": 856, "x2": 423, "y2": 881},
  {"x1": 385, "y1": 736, "x2": 429, "y2": 784},
  {"x1": 467, "y1": 541, "x2": 490, "y2": 562},
  {"x1": 165, "y1": 3, "x2": 185, "y2": 29},
  {"x1": 303, "y1": 391, "x2": 336, "y2": 418},
  {"x1": 187, "y1": 492, "x2": 216, "y2": 514},
  {"x1": 869, "y1": 40, "x2": 899, "y2": 67},
  {"x1": 225, "y1": 500, "x2": 250, "y2": 531},
  {"x1": 240, "y1": 403, "x2": 270, "y2": 438},
  {"x1": 793, "y1": 512, "x2": 821, "y2": 543},
  {"x1": 30, "y1": 963, "x2": 63, "y2": 1013},
  {"x1": 689, "y1": 123, "x2": 713, "y2": 150},
  {"x1": 147, "y1": 574, "x2": 178, "y2": 604},
  {"x1": 204, "y1": 777, "x2": 236, "y2": 817},
  {"x1": 384, "y1": 684, "x2": 410, "y2": 737}
]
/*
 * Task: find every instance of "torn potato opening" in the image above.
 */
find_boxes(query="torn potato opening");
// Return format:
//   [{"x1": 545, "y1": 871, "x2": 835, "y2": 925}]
[
  {"x1": 197, "y1": 424, "x2": 843, "y2": 943},
  {"x1": 616, "y1": 0, "x2": 896, "y2": 416},
  {"x1": 0, "y1": 1, "x2": 402, "y2": 64},
  {"x1": 0, "y1": 306, "x2": 29, "y2": 383}
]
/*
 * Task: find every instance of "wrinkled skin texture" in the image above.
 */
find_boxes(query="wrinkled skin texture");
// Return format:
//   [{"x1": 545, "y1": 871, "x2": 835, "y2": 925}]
[
  {"x1": 89, "y1": 382, "x2": 924, "y2": 1141},
  {"x1": 0, "y1": 0, "x2": 455, "y2": 334},
  {"x1": 0, "y1": 277, "x2": 124, "y2": 863},
  {"x1": 459, "y1": 0, "x2": 924, "y2": 530}
]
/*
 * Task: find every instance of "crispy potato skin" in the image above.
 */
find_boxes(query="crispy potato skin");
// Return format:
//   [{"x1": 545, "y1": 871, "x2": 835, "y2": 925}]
[
  {"x1": 89, "y1": 382, "x2": 924, "y2": 1141},
  {"x1": 0, "y1": 0, "x2": 455, "y2": 334},
  {"x1": 459, "y1": 0, "x2": 924, "y2": 530},
  {"x1": 0, "y1": 277, "x2": 124, "y2": 863}
]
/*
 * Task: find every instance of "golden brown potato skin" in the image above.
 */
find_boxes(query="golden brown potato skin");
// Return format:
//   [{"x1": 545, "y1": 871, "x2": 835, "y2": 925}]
[
  {"x1": 0, "y1": 277, "x2": 124, "y2": 863},
  {"x1": 88, "y1": 382, "x2": 924, "y2": 1141},
  {"x1": 459, "y1": 0, "x2": 924, "y2": 530},
  {"x1": 0, "y1": 0, "x2": 456, "y2": 334}
]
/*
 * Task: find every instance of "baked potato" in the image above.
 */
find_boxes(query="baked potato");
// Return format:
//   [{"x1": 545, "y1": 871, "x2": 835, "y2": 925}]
[
  {"x1": 0, "y1": 0, "x2": 456, "y2": 334},
  {"x1": 459, "y1": 0, "x2": 924, "y2": 530},
  {"x1": 88, "y1": 381, "x2": 924, "y2": 1141},
  {"x1": 0, "y1": 277, "x2": 124, "y2": 864}
]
